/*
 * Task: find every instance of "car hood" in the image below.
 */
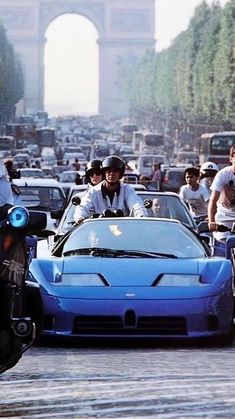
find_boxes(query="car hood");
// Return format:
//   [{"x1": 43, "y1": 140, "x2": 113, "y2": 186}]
[{"x1": 29, "y1": 256, "x2": 232, "y2": 299}]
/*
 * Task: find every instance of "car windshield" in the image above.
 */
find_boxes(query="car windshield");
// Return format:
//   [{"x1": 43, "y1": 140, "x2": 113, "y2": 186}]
[
  {"x1": 20, "y1": 169, "x2": 43, "y2": 178},
  {"x1": 18, "y1": 185, "x2": 65, "y2": 210},
  {"x1": 63, "y1": 219, "x2": 206, "y2": 258},
  {"x1": 60, "y1": 172, "x2": 78, "y2": 182},
  {"x1": 58, "y1": 192, "x2": 196, "y2": 236},
  {"x1": 138, "y1": 193, "x2": 194, "y2": 227}
]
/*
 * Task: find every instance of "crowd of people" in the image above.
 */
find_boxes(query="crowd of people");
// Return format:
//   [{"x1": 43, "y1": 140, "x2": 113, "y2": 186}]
[{"x1": 1, "y1": 148, "x2": 235, "y2": 246}]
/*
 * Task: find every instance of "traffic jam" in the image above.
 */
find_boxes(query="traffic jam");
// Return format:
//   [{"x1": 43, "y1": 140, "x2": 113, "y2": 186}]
[{"x1": 1, "y1": 112, "x2": 235, "y2": 373}]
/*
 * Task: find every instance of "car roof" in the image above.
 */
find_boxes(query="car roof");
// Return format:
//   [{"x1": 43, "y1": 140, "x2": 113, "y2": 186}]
[
  {"x1": 14, "y1": 178, "x2": 62, "y2": 187},
  {"x1": 166, "y1": 167, "x2": 187, "y2": 172},
  {"x1": 19, "y1": 168, "x2": 43, "y2": 172}
]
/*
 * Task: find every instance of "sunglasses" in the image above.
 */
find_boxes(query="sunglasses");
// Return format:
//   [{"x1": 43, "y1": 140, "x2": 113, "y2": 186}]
[{"x1": 89, "y1": 170, "x2": 102, "y2": 176}]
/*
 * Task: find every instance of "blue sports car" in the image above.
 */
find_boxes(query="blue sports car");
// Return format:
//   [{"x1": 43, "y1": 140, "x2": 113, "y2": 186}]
[{"x1": 28, "y1": 218, "x2": 235, "y2": 343}]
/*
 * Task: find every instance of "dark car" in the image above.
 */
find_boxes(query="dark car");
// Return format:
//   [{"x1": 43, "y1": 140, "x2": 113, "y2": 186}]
[{"x1": 161, "y1": 167, "x2": 186, "y2": 193}]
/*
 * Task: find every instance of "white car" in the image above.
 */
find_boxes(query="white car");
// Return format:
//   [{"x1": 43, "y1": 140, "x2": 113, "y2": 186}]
[
  {"x1": 19, "y1": 168, "x2": 44, "y2": 178},
  {"x1": 13, "y1": 178, "x2": 66, "y2": 231}
]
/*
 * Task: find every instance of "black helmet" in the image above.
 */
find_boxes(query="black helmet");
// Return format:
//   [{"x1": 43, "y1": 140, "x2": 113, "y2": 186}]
[
  {"x1": 102, "y1": 155, "x2": 125, "y2": 178},
  {"x1": 85, "y1": 159, "x2": 102, "y2": 179}
]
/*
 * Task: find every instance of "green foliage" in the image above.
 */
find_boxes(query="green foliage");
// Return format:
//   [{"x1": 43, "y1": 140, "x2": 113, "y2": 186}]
[
  {"x1": 0, "y1": 21, "x2": 24, "y2": 121},
  {"x1": 213, "y1": 0, "x2": 235, "y2": 122},
  {"x1": 125, "y1": 0, "x2": 235, "y2": 130}
]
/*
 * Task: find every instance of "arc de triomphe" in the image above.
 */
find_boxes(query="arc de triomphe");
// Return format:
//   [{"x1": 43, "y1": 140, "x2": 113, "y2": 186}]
[{"x1": 0, "y1": 0, "x2": 155, "y2": 116}]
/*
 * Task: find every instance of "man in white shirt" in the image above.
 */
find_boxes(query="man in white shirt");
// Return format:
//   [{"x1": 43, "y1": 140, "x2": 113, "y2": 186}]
[
  {"x1": 208, "y1": 145, "x2": 235, "y2": 241},
  {"x1": 74, "y1": 156, "x2": 148, "y2": 222},
  {"x1": 179, "y1": 167, "x2": 210, "y2": 219}
]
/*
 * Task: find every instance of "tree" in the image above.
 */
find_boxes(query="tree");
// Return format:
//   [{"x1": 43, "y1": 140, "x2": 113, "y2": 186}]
[
  {"x1": 213, "y1": 0, "x2": 235, "y2": 122},
  {"x1": 0, "y1": 21, "x2": 24, "y2": 122}
]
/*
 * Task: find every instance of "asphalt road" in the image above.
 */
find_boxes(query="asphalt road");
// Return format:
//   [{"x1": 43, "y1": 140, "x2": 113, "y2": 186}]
[{"x1": 1, "y1": 339, "x2": 235, "y2": 418}]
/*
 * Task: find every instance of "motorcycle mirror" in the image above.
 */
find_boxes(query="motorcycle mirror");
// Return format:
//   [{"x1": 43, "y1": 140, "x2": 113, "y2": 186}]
[
  {"x1": 143, "y1": 199, "x2": 153, "y2": 209},
  {"x1": 197, "y1": 221, "x2": 209, "y2": 233},
  {"x1": 72, "y1": 196, "x2": 81, "y2": 206}
]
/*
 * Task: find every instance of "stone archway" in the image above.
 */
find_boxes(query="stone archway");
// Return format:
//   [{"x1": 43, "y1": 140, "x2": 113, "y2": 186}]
[
  {"x1": 0, "y1": 0, "x2": 155, "y2": 116},
  {"x1": 44, "y1": 14, "x2": 99, "y2": 115}
]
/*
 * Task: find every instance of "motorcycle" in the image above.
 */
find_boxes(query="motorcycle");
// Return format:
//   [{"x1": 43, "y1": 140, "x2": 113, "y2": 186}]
[
  {"x1": 197, "y1": 221, "x2": 235, "y2": 256},
  {"x1": 0, "y1": 204, "x2": 47, "y2": 373}
]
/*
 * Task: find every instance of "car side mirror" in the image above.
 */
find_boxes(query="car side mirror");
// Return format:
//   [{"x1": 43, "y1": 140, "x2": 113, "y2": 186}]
[{"x1": 51, "y1": 209, "x2": 64, "y2": 220}]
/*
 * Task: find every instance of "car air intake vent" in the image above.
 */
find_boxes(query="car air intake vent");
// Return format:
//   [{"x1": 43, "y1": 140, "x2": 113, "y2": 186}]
[
  {"x1": 72, "y1": 315, "x2": 187, "y2": 335},
  {"x1": 124, "y1": 310, "x2": 137, "y2": 327}
]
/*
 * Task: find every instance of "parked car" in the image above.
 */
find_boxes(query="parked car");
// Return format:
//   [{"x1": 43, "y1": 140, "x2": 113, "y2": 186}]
[{"x1": 28, "y1": 217, "x2": 235, "y2": 343}]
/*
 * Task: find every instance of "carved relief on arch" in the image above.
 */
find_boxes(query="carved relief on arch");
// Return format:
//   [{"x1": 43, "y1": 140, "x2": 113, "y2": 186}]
[{"x1": 111, "y1": 9, "x2": 150, "y2": 33}]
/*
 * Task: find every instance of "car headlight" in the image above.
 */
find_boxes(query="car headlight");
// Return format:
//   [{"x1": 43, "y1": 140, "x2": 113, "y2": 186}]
[
  {"x1": 157, "y1": 274, "x2": 203, "y2": 287},
  {"x1": 8, "y1": 206, "x2": 29, "y2": 228},
  {"x1": 56, "y1": 273, "x2": 107, "y2": 286}
]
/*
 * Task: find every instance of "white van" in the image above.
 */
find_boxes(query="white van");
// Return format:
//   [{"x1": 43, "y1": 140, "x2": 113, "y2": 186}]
[
  {"x1": 41, "y1": 147, "x2": 57, "y2": 167},
  {"x1": 136, "y1": 154, "x2": 169, "y2": 177}
]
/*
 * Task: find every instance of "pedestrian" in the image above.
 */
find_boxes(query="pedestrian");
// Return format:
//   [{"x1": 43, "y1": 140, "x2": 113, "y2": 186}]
[
  {"x1": 4, "y1": 159, "x2": 20, "y2": 181},
  {"x1": 208, "y1": 145, "x2": 235, "y2": 242},
  {"x1": 179, "y1": 166, "x2": 210, "y2": 219},
  {"x1": 151, "y1": 162, "x2": 161, "y2": 190},
  {"x1": 74, "y1": 155, "x2": 148, "y2": 222},
  {"x1": 73, "y1": 158, "x2": 80, "y2": 171}
]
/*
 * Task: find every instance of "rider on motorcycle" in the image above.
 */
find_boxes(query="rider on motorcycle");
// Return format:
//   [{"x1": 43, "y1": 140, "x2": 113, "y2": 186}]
[
  {"x1": 208, "y1": 146, "x2": 235, "y2": 242},
  {"x1": 74, "y1": 155, "x2": 148, "y2": 222},
  {"x1": 179, "y1": 166, "x2": 210, "y2": 220},
  {"x1": 199, "y1": 161, "x2": 219, "y2": 194},
  {"x1": 85, "y1": 159, "x2": 103, "y2": 187},
  {"x1": 0, "y1": 161, "x2": 14, "y2": 211}
]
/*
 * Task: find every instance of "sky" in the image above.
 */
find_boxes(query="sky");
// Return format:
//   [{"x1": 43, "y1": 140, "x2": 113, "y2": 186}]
[{"x1": 44, "y1": 0, "x2": 229, "y2": 116}]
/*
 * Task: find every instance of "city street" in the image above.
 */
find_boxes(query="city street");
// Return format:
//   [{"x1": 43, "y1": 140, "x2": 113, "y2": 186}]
[{"x1": 1, "y1": 340, "x2": 235, "y2": 418}]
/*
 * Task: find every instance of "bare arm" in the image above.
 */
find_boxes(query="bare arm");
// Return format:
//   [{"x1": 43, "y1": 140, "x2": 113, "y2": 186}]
[{"x1": 207, "y1": 190, "x2": 220, "y2": 231}]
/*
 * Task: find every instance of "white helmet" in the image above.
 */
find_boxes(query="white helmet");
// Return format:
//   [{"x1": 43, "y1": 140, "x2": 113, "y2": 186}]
[{"x1": 200, "y1": 161, "x2": 219, "y2": 178}]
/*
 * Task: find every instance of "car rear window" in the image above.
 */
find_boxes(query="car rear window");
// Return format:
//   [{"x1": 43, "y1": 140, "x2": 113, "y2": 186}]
[{"x1": 18, "y1": 186, "x2": 65, "y2": 210}]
